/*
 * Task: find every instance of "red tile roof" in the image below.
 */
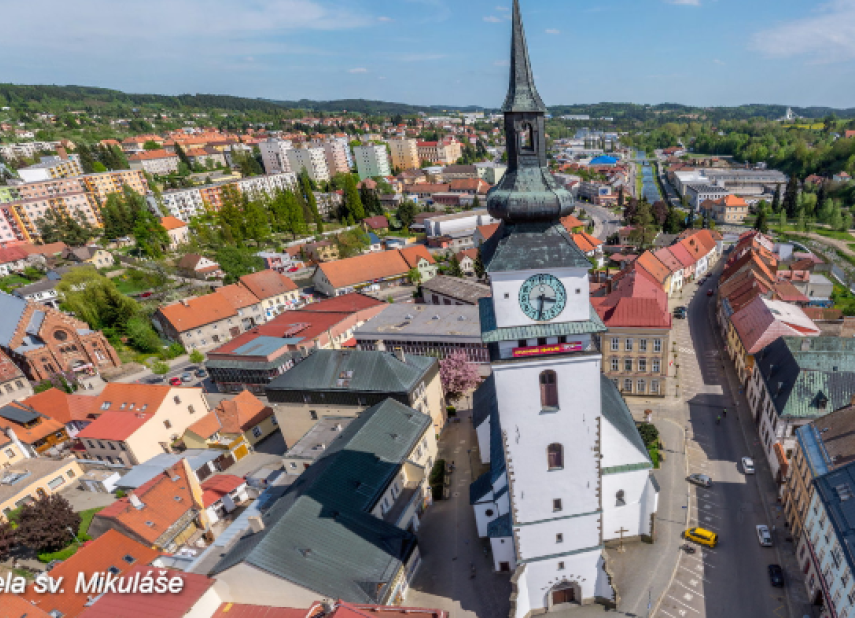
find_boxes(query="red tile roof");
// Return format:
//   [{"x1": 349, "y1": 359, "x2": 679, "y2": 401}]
[
  {"x1": 201, "y1": 474, "x2": 246, "y2": 508},
  {"x1": 217, "y1": 284, "x2": 261, "y2": 311},
  {"x1": 318, "y1": 248, "x2": 430, "y2": 290},
  {"x1": 159, "y1": 293, "x2": 237, "y2": 332},
  {"x1": 299, "y1": 293, "x2": 384, "y2": 314},
  {"x1": 188, "y1": 391, "x2": 272, "y2": 439},
  {"x1": 128, "y1": 149, "x2": 177, "y2": 161},
  {"x1": 210, "y1": 604, "x2": 321, "y2": 618},
  {"x1": 773, "y1": 280, "x2": 809, "y2": 303},
  {"x1": 160, "y1": 216, "x2": 187, "y2": 231},
  {"x1": 560, "y1": 215, "x2": 585, "y2": 232},
  {"x1": 23, "y1": 389, "x2": 97, "y2": 425},
  {"x1": 331, "y1": 602, "x2": 448, "y2": 618},
  {"x1": 76, "y1": 384, "x2": 174, "y2": 440},
  {"x1": 399, "y1": 245, "x2": 435, "y2": 269},
  {"x1": 594, "y1": 267, "x2": 670, "y2": 329},
  {"x1": 362, "y1": 215, "x2": 389, "y2": 230},
  {"x1": 75, "y1": 410, "x2": 152, "y2": 441},
  {"x1": 239, "y1": 270, "x2": 298, "y2": 300},
  {"x1": 476, "y1": 223, "x2": 499, "y2": 240},
  {"x1": 653, "y1": 247, "x2": 683, "y2": 273},
  {"x1": 666, "y1": 242, "x2": 695, "y2": 268},
  {"x1": 94, "y1": 464, "x2": 198, "y2": 545},
  {"x1": 730, "y1": 297, "x2": 820, "y2": 354},
  {"x1": 0, "y1": 350, "x2": 24, "y2": 383},
  {"x1": 0, "y1": 403, "x2": 67, "y2": 445},
  {"x1": 635, "y1": 252, "x2": 671, "y2": 286},
  {"x1": 78, "y1": 566, "x2": 214, "y2": 618},
  {"x1": 20, "y1": 530, "x2": 160, "y2": 618},
  {"x1": 210, "y1": 310, "x2": 357, "y2": 355},
  {"x1": 0, "y1": 246, "x2": 30, "y2": 264},
  {"x1": 571, "y1": 231, "x2": 603, "y2": 254},
  {"x1": 0, "y1": 594, "x2": 52, "y2": 618}
]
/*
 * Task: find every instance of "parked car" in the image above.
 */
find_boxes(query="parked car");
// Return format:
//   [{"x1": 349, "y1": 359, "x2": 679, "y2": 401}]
[
  {"x1": 768, "y1": 564, "x2": 784, "y2": 587},
  {"x1": 683, "y1": 527, "x2": 718, "y2": 548},
  {"x1": 195, "y1": 368, "x2": 207, "y2": 378},
  {"x1": 706, "y1": 289, "x2": 714, "y2": 297},
  {"x1": 288, "y1": 266, "x2": 300, "y2": 272},
  {"x1": 756, "y1": 525, "x2": 773, "y2": 547},
  {"x1": 169, "y1": 377, "x2": 182, "y2": 386},
  {"x1": 688, "y1": 473, "x2": 712, "y2": 488},
  {"x1": 140, "y1": 292, "x2": 152, "y2": 298},
  {"x1": 742, "y1": 457, "x2": 755, "y2": 474},
  {"x1": 674, "y1": 307, "x2": 688, "y2": 319},
  {"x1": 181, "y1": 372, "x2": 193, "y2": 382}
]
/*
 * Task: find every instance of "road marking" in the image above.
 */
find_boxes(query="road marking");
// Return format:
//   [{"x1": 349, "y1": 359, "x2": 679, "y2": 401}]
[
  {"x1": 679, "y1": 567, "x2": 712, "y2": 583},
  {"x1": 683, "y1": 554, "x2": 716, "y2": 567},
  {"x1": 665, "y1": 595, "x2": 700, "y2": 613},
  {"x1": 676, "y1": 580, "x2": 705, "y2": 598},
  {"x1": 658, "y1": 609, "x2": 679, "y2": 618}
]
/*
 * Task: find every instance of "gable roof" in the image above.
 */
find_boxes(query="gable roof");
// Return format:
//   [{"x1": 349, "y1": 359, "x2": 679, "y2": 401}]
[
  {"x1": 217, "y1": 284, "x2": 261, "y2": 310},
  {"x1": 653, "y1": 247, "x2": 683, "y2": 273},
  {"x1": 160, "y1": 216, "x2": 187, "y2": 231},
  {"x1": 730, "y1": 296, "x2": 820, "y2": 355},
  {"x1": 239, "y1": 271, "x2": 298, "y2": 300},
  {"x1": 94, "y1": 463, "x2": 198, "y2": 545},
  {"x1": 475, "y1": 223, "x2": 500, "y2": 240},
  {"x1": 201, "y1": 474, "x2": 247, "y2": 508},
  {"x1": 666, "y1": 242, "x2": 695, "y2": 268},
  {"x1": 398, "y1": 245, "x2": 435, "y2": 269},
  {"x1": 22, "y1": 388, "x2": 97, "y2": 425},
  {"x1": 158, "y1": 294, "x2": 237, "y2": 332},
  {"x1": 318, "y1": 250, "x2": 422, "y2": 290},
  {"x1": 78, "y1": 567, "x2": 214, "y2": 618},
  {"x1": 21, "y1": 530, "x2": 160, "y2": 618},
  {"x1": 362, "y1": 215, "x2": 389, "y2": 230},
  {"x1": 189, "y1": 391, "x2": 272, "y2": 439},
  {"x1": 0, "y1": 402, "x2": 67, "y2": 444},
  {"x1": 0, "y1": 350, "x2": 24, "y2": 383},
  {"x1": 634, "y1": 251, "x2": 671, "y2": 286},
  {"x1": 570, "y1": 231, "x2": 603, "y2": 253},
  {"x1": 0, "y1": 594, "x2": 52, "y2": 618}
]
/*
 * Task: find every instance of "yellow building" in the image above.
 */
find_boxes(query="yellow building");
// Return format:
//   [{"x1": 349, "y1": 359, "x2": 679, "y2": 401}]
[
  {"x1": 79, "y1": 170, "x2": 148, "y2": 204},
  {"x1": 182, "y1": 390, "x2": 280, "y2": 458},
  {"x1": 389, "y1": 138, "x2": 420, "y2": 171},
  {"x1": 0, "y1": 452, "x2": 83, "y2": 520}
]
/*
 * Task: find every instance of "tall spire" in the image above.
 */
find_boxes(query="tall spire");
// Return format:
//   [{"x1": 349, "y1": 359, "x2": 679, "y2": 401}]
[{"x1": 502, "y1": 0, "x2": 546, "y2": 114}]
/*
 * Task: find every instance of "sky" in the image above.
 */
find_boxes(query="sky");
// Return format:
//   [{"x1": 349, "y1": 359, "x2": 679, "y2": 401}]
[{"x1": 3, "y1": 0, "x2": 855, "y2": 109}]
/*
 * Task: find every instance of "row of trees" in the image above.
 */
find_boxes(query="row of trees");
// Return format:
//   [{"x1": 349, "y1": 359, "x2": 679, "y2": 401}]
[{"x1": 75, "y1": 143, "x2": 129, "y2": 173}]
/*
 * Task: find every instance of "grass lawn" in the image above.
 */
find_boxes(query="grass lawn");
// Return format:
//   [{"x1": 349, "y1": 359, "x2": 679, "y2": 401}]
[
  {"x1": 78, "y1": 507, "x2": 103, "y2": 537},
  {"x1": 0, "y1": 274, "x2": 32, "y2": 291}
]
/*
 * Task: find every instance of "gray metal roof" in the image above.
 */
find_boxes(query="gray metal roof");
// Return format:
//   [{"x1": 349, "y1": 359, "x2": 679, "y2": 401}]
[
  {"x1": 266, "y1": 349, "x2": 435, "y2": 395},
  {"x1": 115, "y1": 449, "x2": 224, "y2": 489},
  {"x1": 13, "y1": 279, "x2": 58, "y2": 296},
  {"x1": 479, "y1": 298, "x2": 607, "y2": 343},
  {"x1": 0, "y1": 404, "x2": 39, "y2": 425},
  {"x1": 209, "y1": 399, "x2": 426, "y2": 603},
  {"x1": 0, "y1": 292, "x2": 28, "y2": 346},
  {"x1": 472, "y1": 375, "x2": 497, "y2": 429},
  {"x1": 230, "y1": 336, "x2": 304, "y2": 357},
  {"x1": 600, "y1": 374, "x2": 651, "y2": 464},
  {"x1": 420, "y1": 276, "x2": 491, "y2": 305},
  {"x1": 502, "y1": 0, "x2": 546, "y2": 114},
  {"x1": 814, "y1": 461, "x2": 855, "y2": 575},
  {"x1": 286, "y1": 417, "x2": 356, "y2": 460},
  {"x1": 354, "y1": 303, "x2": 482, "y2": 343},
  {"x1": 481, "y1": 221, "x2": 591, "y2": 273}
]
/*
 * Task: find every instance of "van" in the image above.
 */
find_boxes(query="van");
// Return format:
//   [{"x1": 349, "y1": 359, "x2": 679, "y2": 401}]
[{"x1": 684, "y1": 527, "x2": 718, "y2": 548}]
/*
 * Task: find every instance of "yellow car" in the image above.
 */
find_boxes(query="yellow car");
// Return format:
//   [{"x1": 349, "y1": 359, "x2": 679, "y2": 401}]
[{"x1": 684, "y1": 527, "x2": 718, "y2": 548}]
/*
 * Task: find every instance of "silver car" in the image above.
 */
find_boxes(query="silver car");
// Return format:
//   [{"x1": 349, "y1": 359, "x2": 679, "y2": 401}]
[
  {"x1": 742, "y1": 457, "x2": 755, "y2": 474},
  {"x1": 756, "y1": 524, "x2": 773, "y2": 547},
  {"x1": 688, "y1": 473, "x2": 712, "y2": 488}
]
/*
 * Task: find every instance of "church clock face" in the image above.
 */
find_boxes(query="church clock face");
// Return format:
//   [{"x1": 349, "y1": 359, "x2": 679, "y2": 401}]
[{"x1": 519, "y1": 274, "x2": 567, "y2": 321}]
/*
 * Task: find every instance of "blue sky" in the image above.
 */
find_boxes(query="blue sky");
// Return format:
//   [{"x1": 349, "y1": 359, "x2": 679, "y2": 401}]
[{"x1": 4, "y1": 0, "x2": 855, "y2": 108}]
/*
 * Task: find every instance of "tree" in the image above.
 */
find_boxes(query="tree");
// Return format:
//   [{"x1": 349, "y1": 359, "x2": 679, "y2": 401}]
[
  {"x1": 406, "y1": 267, "x2": 422, "y2": 284},
  {"x1": 819, "y1": 198, "x2": 835, "y2": 224},
  {"x1": 471, "y1": 195, "x2": 481, "y2": 211},
  {"x1": 216, "y1": 246, "x2": 264, "y2": 284},
  {"x1": 447, "y1": 255, "x2": 463, "y2": 278},
  {"x1": 663, "y1": 205, "x2": 683, "y2": 234},
  {"x1": 35, "y1": 209, "x2": 94, "y2": 246},
  {"x1": 175, "y1": 144, "x2": 192, "y2": 169},
  {"x1": 0, "y1": 520, "x2": 14, "y2": 561},
  {"x1": 617, "y1": 186, "x2": 625, "y2": 211},
  {"x1": 397, "y1": 201, "x2": 417, "y2": 229},
  {"x1": 243, "y1": 198, "x2": 271, "y2": 247},
  {"x1": 474, "y1": 247, "x2": 486, "y2": 280},
  {"x1": 652, "y1": 200, "x2": 668, "y2": 226},
  {"x1": 15, "y1": 494, "x2": 81, "y2": 553},
  {"x1": 57, "y1": 268, "x2": 139, "y2": 331},
  {"x1": 771, "y1": 185, "x2": 782, "y2": 213},
  {"x1": 628, "y1": 200, "x2": 658, "y2": 249},
  {"x1": 298, "y1": 172, "x2": 323, "y2": 229},
  {"x1": 779, "y1": 210, "x2": 787, "y2": 228},
  {"x1": 189, "y1": 349, "x2": 205, "y2": 364},
  {"x1": 754, "y1": 204, "x2": 769, "y2": 234},
  {"x1": 439, "y1": 350, "x2": 481, "y2": 403},
  {"x1": 133, "y1": 210, "x2": 170, "y2": 258},
  {"x1": 151, "y1": 361, "x2": 170, "y2": 375},
  {"x1": 623, "y1": 197, "x2": 638, "y2": 223},
  {"x1": 342, "y1": 174, "x2": 365, "y2": 222},
  {"x1": 783, "y1": 175, "x2": 800, "y2": 218},
  {"x1": 126, "y1": 316, "x2": 163, "y2": 354}
]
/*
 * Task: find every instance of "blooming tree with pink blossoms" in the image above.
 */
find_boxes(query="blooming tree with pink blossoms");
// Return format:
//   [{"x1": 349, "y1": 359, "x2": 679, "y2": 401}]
[{"x1": 439, "y1": 350, "x2": 481, "y2": 402}]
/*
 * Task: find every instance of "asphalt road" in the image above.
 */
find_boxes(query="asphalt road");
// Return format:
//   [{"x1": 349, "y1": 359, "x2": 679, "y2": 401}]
[
  {"x1": 655, "y1": 264, "x2": 792, "y2": 618},
  {"x1": 579, "y1": 202, "x2": 621, "y2": 240}
]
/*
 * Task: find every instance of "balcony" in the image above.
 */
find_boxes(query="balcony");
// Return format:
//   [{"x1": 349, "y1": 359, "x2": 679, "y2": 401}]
[{"x1": 382, "y1": 480, "x2": 423, "y2": 527}]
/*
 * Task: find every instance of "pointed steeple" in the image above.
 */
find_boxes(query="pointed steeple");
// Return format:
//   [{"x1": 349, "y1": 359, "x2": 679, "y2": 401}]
[{"x1": 502, "y1": 0, "x2": 546, "y2": 114}]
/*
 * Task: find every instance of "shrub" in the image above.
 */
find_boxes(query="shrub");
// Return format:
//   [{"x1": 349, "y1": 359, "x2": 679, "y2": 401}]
[
  {"x1": 429, "y1": 459, "x2": 446, "y2": 486},
  {"x1": 115, "y1": 490, "x2": 126, "y2": 499},
  {"x1": 78, "y1": 507, "x2": 104, "y2": 538},
  {"x1": 446, "y1": 406, "x2": 457, "y2": 417},
  {"x1": 637, "y1": 423, "x2": 660, "y2": 448},
  {"x1": 38, "y1": 543, "x2": 79, "y2": 564}
]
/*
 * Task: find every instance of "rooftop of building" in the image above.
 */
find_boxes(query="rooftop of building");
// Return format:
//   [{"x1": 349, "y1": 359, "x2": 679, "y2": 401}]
[
  {"x1": 420, "y1": 275, "x2": 491, "y2": 304},
  {"x1": 285, "y1": 417, "x2": 356, "y2": 461},
  {"x1": 0, "y1": 456, "x2": 78, "y2": 506},
  {"x1": 354, "y1": 303, "x2": 482, "y2": 342}
]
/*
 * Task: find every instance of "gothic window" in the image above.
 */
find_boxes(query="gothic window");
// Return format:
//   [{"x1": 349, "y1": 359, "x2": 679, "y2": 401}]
[
  {"x1": 616, "y1": 490, "x2": 626, "y2": 506},
  {"x1": 547, "y1": 443, "x2": 563, "y2": 470},
  {"x1": 519, "y1": 122, "x2": 534, "y2": 152},
  {"x1": 53, "y1": 330, "x2": 68, "y2": 342},
  {"x1": 540, "y1": 371, "x2": 558, "y2": 409}
]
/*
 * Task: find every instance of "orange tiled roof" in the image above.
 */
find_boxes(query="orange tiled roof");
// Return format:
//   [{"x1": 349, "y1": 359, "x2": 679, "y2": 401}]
[
  {"x1": 160, "y1": 216, "x2": 187, "y2": 231},
  {"x1": 319, "y1": 251, "x2": 411, "y2": 289},
  {"x1": 571, "y1": 231, "x2": 603, "y2": 253},
  {"x1": 238, "y1": 270, "x2": 298, "y2": 300},
  {"x1": 128, "y1": 149, "x2": 176, "y2": 161},
  {"x1": 216, "y1": 284, "x2": 260, "y2": 311},
  {"x1": 22, "y1": 389, "x2": 97, "y2": 425},
  {"x1": 0, "y1": 594, "x2": 52, "y2": 618},
  {"x1": 560, "y1": 215, "x2": 585, "y2": 231},
  {"x1": 200, "y1": 474, "x2": 246, "y2": 508},
  {"x1": 20, "y1": 530, "x2": 160, "y2": 618},
  {"x1": 0, "y1": 403, "x2": 67, "y2": 445},
  {"x1": 94, "y1": 463, "x2": 198, "y2": 545},
  {"x1": 399, "y1": 245, "x2": 436, "y2": 269},
  {"x1": 635, "y1": 251, "x2": 671, "y2": 286},
  {"x1": 0, "y1": 350, "x2": 24, "y2": 383},
  {"x1": 158, "y1": 294, "x2": 237, "y2": 332}
]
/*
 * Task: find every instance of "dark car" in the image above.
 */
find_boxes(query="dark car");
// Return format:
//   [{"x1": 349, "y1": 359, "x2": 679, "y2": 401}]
[
  {"x1": 706, "y1": 289, "x2": 714, "y2": 297},
  {"x1": 768, "y1": 564, "x2": 784, "y2": 587},
  {"x1": 674, "y1": 307, "x2": 688, "y2": 319},
  {"x1": 195, "y1": 368, "x2": 207, "y2": 378}
]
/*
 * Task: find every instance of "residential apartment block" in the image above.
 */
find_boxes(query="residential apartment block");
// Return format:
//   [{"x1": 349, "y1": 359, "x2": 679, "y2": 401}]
[
  {"x1": 317, "y1": 140, "x2": 352, "y2": 175},
  {"x1": 17, "y1": 154, "x2": 83, "y2": 182},
  {"x1": 286, "y1": 147, "x2": 330, "y2": 183},
  {"x1": 389, "y1": 138, "x2": 420, "y2": 171},
  {"x1": 259, "y1": 138, "x2": 293, "y2": 175},
  {"x1": 128, "y1": 149, "x2": 180, "y2": 175},
  {"x1": 353, "y1": 144, "x2": 392, "y2": 180}
]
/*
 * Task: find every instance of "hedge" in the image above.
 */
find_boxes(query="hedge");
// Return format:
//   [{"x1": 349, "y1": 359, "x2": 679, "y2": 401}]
[
  {"x1": 38, "y1": 544, "x2": 79, "y2": 564},
  {"x1": 429, "y1": 459, "x2": 446, "y2": 500}
]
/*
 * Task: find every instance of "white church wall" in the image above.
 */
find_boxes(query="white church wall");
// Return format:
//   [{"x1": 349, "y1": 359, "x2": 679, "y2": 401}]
[
  {"x1": 493, "y1": 354, "x2": 602, "y2": 525},
  {"x1": 490, "y1": 267, "x2": 591, "y2": 328},
  {"x1": 512, "y1": 567, "x2": 532, "y2": 618},
  {"x1": 476, "y1": 418, "x2": 491, "y2": 464},
  {"x1": 520, "y1": 550, "x2": 609, "y2": 611},
  {"x1": 474, "y1": 502, "x2": 499, "y2": 538},
  {"x1": 602, "y1": 469, "x2": 653, "y2": 538},
  {"x1": 491, "y1": 537, "x2": 517, "y2": 571},
  {"x1": 516, "y1": 512, "x2": 601, "y2": 558}
]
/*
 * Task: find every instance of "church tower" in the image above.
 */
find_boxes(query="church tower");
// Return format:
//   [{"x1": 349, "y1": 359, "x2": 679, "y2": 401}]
[{"x1": 468, "y1": 1, "x2": 658, "y2": 614}]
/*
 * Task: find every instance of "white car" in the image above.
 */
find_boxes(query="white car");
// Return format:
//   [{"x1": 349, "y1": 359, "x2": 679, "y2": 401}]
[
  {"x1": 756, "y1": 524, "x2": 773, "y2": 547},
  {"x1": 742, "y1": 457, "x2": 755, "y2": 474}
]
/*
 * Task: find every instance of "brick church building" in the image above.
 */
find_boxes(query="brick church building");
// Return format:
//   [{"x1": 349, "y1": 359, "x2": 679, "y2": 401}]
[{"x1": 0, "y1": 292, "x2": 121, "y2": 382}]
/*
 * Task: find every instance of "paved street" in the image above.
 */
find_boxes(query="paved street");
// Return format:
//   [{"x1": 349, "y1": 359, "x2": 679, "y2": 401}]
[
  {"x1": 644, "y1": 257, "x2": 805, "y2": 618},
  {"x1": 580, "y1": 203, "x2": 621, "y2": 240}
]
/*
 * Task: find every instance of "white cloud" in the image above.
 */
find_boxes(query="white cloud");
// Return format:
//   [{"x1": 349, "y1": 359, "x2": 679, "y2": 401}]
[
  {"x1": 713, "y1": 58, "x2": 725, "y2": 65},
  {"x1": 483, "y1": 15, "x2": 502, "y2": 22},
  {"x1": 378, "y1": 16, "x2": 393, "y2": 22},
  {"x1": 399, "y1": 53, "x2": 447, "y2": 62},
  {"x1": 664, "y1": 0, "x2": 701, "y2": 5},
  {"x1": 494, "y1": 60, "x2": 510, "y2": 67},
  {"x1": 496, "y1": 5, "x2": 509, "y2": 10},
  {"x1": 349, "y1": 67, "x2": 369, "y2": 73},
  {"x1": 545, "y1": 28, "x2": 560, "y2": 34},
  {"x1": 378, "y1": 76, "x2": 387, "y2": 80},
  {"x1": 751, "y1": 0, "x2": 855, "y2": 63}
]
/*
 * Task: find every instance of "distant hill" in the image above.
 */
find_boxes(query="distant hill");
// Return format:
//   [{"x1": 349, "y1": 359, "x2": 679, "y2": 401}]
[{"x1": 1, "y1": 84, "x2": 853, "y2": 120}]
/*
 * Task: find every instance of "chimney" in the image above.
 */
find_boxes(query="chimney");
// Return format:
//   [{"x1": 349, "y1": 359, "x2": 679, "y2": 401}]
[
  {"x1": 301, "y1": 346, "x2": 309, "y2": 358},
  {"x1": 375, "y1": 339, "x2": 386, "y2": 352},
  {"x1": 248, "y1": 516, "x2": 265, "y2": 533},
  {"x1": 129, "y1": 494, "x2": 144, "y2": 510},
  {"x1": 394, "y1": 348, "x2": 406, "y2": 363}
]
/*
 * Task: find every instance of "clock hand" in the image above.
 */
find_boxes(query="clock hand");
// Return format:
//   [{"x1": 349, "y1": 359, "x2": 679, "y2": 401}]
[{"x1": 538, "y1": 294, "x2": 545, "y2": 320}]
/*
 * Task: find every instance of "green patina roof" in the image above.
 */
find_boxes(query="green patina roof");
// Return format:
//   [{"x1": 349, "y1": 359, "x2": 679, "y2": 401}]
[
  {"x1": 481, "y1": 221, "x2": 591, "y2": 273},
  {"x1": 266, "y1": 349, "x2": 435, "y2": 394},
  {"x1": 479, "y1": 298, "x2": 607, "y2": 343},
  {"x1": 210, "y1": 398, "x2": 428, "y2": 602},
  {"x1": 755, "y1": 337, "x2": 855, "y2": 420}
]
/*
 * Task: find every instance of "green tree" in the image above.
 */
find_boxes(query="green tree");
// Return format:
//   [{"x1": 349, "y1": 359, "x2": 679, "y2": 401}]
[
  {"x1": 447, "y1": 255, "x2": 463, "y2": 278},
  {"x1": 215, "y1": 245, "x2": 263, "y2": 284},
  {"x1": 397, "y1": 200, "x2": 417, "y2": 229},
  {"x1": 754, "y1": 204, "x2": 769, "y2": 234},
  {"x1": 133, "y1": 210, "x2": 170, "y2": 258},
  {"x1": 663, "y1": 205, "x2": 683, "y2": 234},
  {"x1": 771, "y1": 185, "x2": 782, "y2": 213},
  {"x1": 125, "y1": 316, "x2": 163, "y2": 353},
  {"x1": 243, "y1": 198, "x2": 271, "y2": 247},
  {"x1": 175, "y1": 143, "x2": 192, "y2": 169},
  {"x1": 628, "y1": 200, "x2": 658, "y2": 249},
  {"x1": 406, "y1": 267, "x2": 422, "y2": 284},
  {"x1": 819, "y1": 198, "x2": 835, "y2": 224},
  {"x1": 342, "y1": 174, "x2": 365, "y2": 221},
  {"x1": 471, "y1": 195, "x2": 481, "y2": 211},
  {"x1": 270, "y1": 190, "x2": 307, "y2": 239},
  {"x1": 779, "y1": 210, "x2": 787, "y2": 228},
  {"x1": 474, "y1": 248, "x2": 486, "y2": 280},
  {"x1": 783, "y1": 175, "x2": 800, "y2": 217},
  {"x1": 151, "y1": 361, "x2": 170, "y2": 375},
  {"x1": 57, "y1": 268, "x2": 139, "y2": 331},
  {"x1": 143, "y1": 140, "x2": 161, "y2": 151},
  {"x1": 189, "y1": 349, "x2": 205, "y2": 364},
  {"x1": 35, "y1": 209, "x2": 94, "y2": 246}
]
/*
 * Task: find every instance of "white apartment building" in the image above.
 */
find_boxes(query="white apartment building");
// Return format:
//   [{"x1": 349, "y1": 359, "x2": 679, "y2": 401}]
[
  {"x1": 389, "y1": 138, "x2": 420, "y2": 171},
  {"x1": 17, "y1": 155, "x2": 83, "y2": 182},
  {"x1": 150, "y1": 187, "x2": 206, "y2": 222},
  {"x1": 0, "y1": 142, "x2": 62, "y2": 162},
  {"x1": 314, "y1": 140, "x2": 351, "y2": 176},
  {"x1": 235, "y1": 172, "x2": 297, "y2": 198},
  {"x1": 259, "y1": 139, "x2": 293, "y2": 175},
  {"x1": 353, "y1": 144, "x2": 392, "y2": 180},
  {"x1": 286, "y1": 147, "x2": 330, "y2": 183},
  {"x1": 128, "y1": 150, "x2": 180, "y2": 176}
]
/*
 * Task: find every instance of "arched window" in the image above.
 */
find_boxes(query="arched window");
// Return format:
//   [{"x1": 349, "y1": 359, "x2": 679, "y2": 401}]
[
  {"x1": 616, "y1": 490, "x2": 626, "y2": 506},
  {"x1": 519, "y1": 122, "x2": 534, "y2": 152},
  {"x1": 547, "y1": 443, "x2": 563, "y2": 470},
  {"x1": 540, "y1": 371, "x2": 558, "y2": 409}
]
